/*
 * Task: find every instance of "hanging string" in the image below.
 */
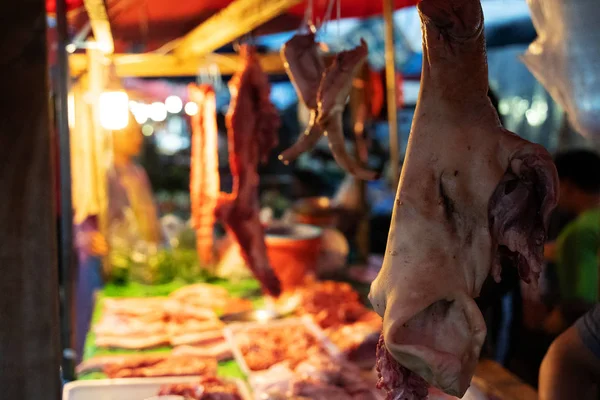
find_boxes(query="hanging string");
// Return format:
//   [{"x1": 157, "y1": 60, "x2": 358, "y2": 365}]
[
  {"x1": 299, "y1": 0, "x2": 316, "y2": 33},
  {"x1": 336, "y1": 0, "x2": 341, "y2": 39},
  {"x1": 299, "y1": 3, "x2": 308, "y2": 32},
  {"x1": 320, "y1": 0, "x2": 336, "y2": 37}
]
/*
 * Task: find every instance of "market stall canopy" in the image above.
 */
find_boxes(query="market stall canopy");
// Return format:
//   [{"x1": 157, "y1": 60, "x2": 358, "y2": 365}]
[
  {"x1": 46, "y1": 0, "x2": 417, "y2": 15},
  {"x1": 49, "y1": 0, "x2": 418, "y2": 52}
]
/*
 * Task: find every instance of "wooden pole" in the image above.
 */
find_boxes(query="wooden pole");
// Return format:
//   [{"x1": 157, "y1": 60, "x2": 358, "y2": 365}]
[
  {"x1": 69, "y1": 52, "x2": 286, "y2": 78},
  {"x1": 0, "y1": 0, "x2": 62, "y2": 398},
  {"x1": 383, "y1": 0, "x2": 400, "y2": 184},
  {"x1": 83, "y1": 0, "x2": 115, "y2": 54}
]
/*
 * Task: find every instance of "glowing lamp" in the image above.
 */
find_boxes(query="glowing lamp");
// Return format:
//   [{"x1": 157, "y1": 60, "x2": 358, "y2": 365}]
[
  {"x1": 99, "y1": 91, "x2": 129, "y2": 130},
  {"x1": 165, "y1": 95, "x2": 183, "y2": 114},
  {"x1": 130, "y1": 101, "x2": 149, "y2": 124},
  {"x1": 150, "y1": 102, "x2": 167, "y2": 122},
  {"x1": 142, "y1": 125, "x2": 154, "y2": 136},
  {"x1": 184, "y1": 102, "x2": 199, "y2": 116}
]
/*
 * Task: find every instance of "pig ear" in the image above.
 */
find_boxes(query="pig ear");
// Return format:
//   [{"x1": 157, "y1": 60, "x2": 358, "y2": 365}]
[{"x1": 488, "y1": 148, "x2": 559, "y2": 285}]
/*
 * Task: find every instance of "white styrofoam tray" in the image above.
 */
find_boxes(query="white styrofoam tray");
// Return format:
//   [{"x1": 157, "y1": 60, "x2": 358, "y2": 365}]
[
  {"x1": 62, "y1": 376, "x2": 251, "y2": 400},
  {"x1": 223, "y1": 316, "x2": 342, "y2": 377}
]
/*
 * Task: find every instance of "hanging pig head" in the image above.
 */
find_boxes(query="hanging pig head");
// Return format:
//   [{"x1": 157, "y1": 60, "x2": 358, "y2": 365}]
[{"x1": 369, "y1": 0, "x2": 559, "y2": 397}]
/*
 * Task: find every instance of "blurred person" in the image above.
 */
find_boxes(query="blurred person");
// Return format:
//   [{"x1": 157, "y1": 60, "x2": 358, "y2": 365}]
[
  {"x1": 543, "y1": 149, "x2": 600, "y2": 334},
  {"x1": 499, "y1": 150, "x2": 600, "y2": 387},
  {"x1": 74, "y1": 114, "x2": 162, "y2": 358},
  {"x1": 539, "y1": 304, "x2": 600, "y2": 400},
  {"x1": 105, "y1": 113, "x2": 163, "y2": 252},
  {"x1": 78, "y1": 114, "x2": 163, "y2": 260}
]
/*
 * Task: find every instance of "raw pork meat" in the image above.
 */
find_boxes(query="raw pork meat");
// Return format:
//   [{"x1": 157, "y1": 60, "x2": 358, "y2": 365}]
[
  {"x1": 189, "y1": 84, "x2": 220, "y2": 267},
  {"x1": 103, "y1": 354, "x2": 217, "y2": 378},
  {"x1": 279, "y1": 34, "x2": 378, "y2": 180},
  {"x1": 369, "y1": 0, "x2": 558, "y2": 397},
  {"x1": 218, "y1": 45, "x2": 281, "y2": 296},
  {"x1": 317, "y1": 39, "x2": 378, "y2": 181},
  {"x1": 158, "y1": 376, "x2": 243, "y2": 400},
  {"x1": 279, "y1": 32, "x2": 325, "y2": 163}
]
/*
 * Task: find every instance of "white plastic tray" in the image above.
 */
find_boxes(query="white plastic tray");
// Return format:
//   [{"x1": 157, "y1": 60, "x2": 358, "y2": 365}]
[
  {"x1": 62, "y1": 376, "x2": 251, "y2": 400},
  {"x1": 223, "y1": 316, "x2": 341, "y2": 377}
]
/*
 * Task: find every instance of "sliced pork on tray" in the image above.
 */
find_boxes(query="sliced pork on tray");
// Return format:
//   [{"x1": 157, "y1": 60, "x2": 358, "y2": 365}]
[
  {"x1": 158, "y1": 376, "x2": 243, "y2": 400},
  {"x1": 368, "y1": 0, "x2": 558, "y2": 398}
]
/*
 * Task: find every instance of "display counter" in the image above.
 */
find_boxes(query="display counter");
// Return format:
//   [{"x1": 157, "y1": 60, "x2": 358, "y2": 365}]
[{"x1": 73, "y1": 278, "x2": 537, "y2": 400}]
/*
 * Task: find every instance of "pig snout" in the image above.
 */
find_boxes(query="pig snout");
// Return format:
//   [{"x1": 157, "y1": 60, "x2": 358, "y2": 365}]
[
  {"x1": 369, "y1": 200, "x2": 490, "y2": 398},
  {"x1": 371, "y1": 268, "x2": 486, "y2": 397},
  {"x1": 385, "y1": 293, "x2": 486, "y2": 397}
]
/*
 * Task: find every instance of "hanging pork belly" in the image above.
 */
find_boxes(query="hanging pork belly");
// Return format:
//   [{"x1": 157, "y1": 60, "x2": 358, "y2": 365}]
[{"x1": 367, "y1": 0, "x2": 559, "y2": 398}]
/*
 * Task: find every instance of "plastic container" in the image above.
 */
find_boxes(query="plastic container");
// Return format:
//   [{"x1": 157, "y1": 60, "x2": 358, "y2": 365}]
[
  {"x1": 62, "y1": 376, "x2": 251, "y2": 400},
  {"x1": 265, "y1": 224, "x2": 323, "y2": 291}
]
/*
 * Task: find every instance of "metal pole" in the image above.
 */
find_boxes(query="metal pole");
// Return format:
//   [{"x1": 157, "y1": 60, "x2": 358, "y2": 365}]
[
  {"x1": 383, "y1": 0, "x2": 400, "y2": 184},
  {"x1": 56, "y1": 0, "x2": 76, "y2": 381}
]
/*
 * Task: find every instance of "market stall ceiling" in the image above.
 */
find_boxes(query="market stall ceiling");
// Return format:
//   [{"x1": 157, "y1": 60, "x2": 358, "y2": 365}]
[{"x1": 48, "y1": 0, "x2": 418, "y2": 51}]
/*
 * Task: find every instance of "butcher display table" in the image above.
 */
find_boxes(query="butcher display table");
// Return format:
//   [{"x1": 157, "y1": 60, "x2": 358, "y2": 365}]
[
  {"x1": 474, "y1": 360, "x2": 538, "y2": 400},
  {"x1": 79, "y1": 279, "x2": 538, "y2": 400},
  {"x1": 80, "y1": 278, "x2": 261, "y2": 380}
]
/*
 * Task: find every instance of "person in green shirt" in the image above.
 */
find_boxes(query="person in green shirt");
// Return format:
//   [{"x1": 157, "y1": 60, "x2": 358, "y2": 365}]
[{"x1": 545, "y1": 150, "x2": 600, "y2": 333}]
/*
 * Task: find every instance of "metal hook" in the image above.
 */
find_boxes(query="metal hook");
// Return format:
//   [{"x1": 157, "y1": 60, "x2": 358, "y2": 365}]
[
  {"x1": 196, "y1": 66, "x2": 208, "y2": 86},
  {"x1": 233, "y1": 40, "x2": 241, "y2": 53},
  {"x1": 208, "y1": 63, "x2": 223, "y2": 92}
]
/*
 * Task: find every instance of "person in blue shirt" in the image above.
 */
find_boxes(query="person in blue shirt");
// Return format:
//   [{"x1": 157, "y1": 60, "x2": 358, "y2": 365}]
[{"x1": 539, "y1": 304, "x2": 600, "y2": 400}]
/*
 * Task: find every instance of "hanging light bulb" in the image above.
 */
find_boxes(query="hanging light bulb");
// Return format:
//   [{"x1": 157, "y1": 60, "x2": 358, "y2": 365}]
[
  {"x1": 130, "y1": 101, "x2": 149, "y2": 124},
  {"x1": 99, "y1": 91, "x2": 129, "y2": 130},
  {"x1": 142, "y1": 124, "x2": 154, "y2": 136},
  {"x1": 150, "y1": 102, "x2": 167, "y2": 122},
  {"x1": 165, "y1": 95, "x2": 183, "y2": 114},
  {"x1": 184, "y1": 102, "x2": 199, "y2": 116}
]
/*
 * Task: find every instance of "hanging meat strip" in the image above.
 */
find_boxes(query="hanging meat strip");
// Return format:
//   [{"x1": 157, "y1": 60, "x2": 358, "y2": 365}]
[
  {"x1": 278, "y1": 32, "x2": 325, "y2": 163},
  {"x1": 217, "y1": 45, "x2": 281, "y2": 297},
  {"x1": 189, "y1": 84, "x2": 219, "y2": 267},
  {"x1": 317, "y1": 39, "x2": 379, "y2": 181},
  {"x1": 279, "y1": 34, "x2": 378, "y2": 180}
]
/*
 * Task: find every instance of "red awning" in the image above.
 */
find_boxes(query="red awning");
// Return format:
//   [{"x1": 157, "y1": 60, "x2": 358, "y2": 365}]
[
  {"x1": 48, "y1": 0, "x2": 416, "y2": 18},
  {"x1": 50, "y1": 0, "x2": 417, "y2": 52},
  {"x1": 46, "y1": 0, "x2": 83, "y2": 13}
]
